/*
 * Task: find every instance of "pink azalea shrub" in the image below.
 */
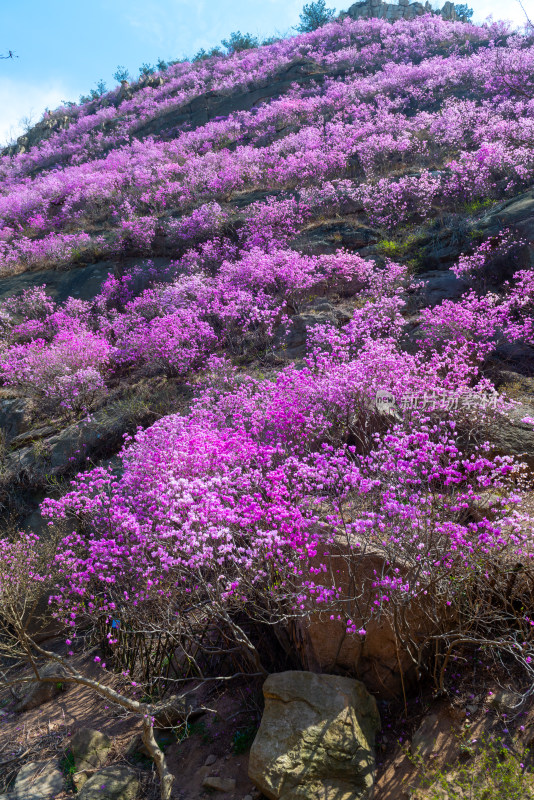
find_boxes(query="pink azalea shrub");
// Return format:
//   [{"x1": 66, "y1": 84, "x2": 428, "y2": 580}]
[
  {"x1": 165, "y1": 202, "x2": 228, "y2": 244},
  {"x1": 0, "y1": 325, "x2": 111, "y2": 411},
  {"x1": 41, "y1": 351, "x2": 534, "y2": 677},
  {"x1": 113, "y1": 309, "x2": 218, "y2": 376},
  {"x1": 34, "y1": 218, "x2": 534, "y2": 670}
]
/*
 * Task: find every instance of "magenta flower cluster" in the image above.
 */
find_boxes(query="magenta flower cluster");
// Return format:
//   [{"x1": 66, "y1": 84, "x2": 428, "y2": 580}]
[
  {"x1": 0, "y1": 13, "x2": 533, "y2": 678},
  {"x1": 33, "y1": 233, "x2": 534, "y2": 646}
]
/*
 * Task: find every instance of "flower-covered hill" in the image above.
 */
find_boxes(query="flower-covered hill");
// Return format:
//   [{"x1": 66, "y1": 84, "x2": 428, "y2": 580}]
[
  {"x1": 1, "y1": 14, "x2": 533, "y2": 275},
  {"x1": 1, "y1": 9, "x2": 534, "y2": 737}
]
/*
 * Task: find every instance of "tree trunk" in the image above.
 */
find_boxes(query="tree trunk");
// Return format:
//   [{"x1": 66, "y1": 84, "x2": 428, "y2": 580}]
[{"x1": 141, "y1": 717, "x2": 174, "y2": 800}]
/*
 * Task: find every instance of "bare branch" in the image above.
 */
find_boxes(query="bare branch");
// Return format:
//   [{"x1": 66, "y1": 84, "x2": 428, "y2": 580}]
[{"x1": 517, "y1": 0, "x2": 534, "y2": 28}]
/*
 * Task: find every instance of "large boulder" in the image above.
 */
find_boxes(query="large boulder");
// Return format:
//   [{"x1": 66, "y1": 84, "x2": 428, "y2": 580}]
[
  {"x1": 13, "y1": 760, "x2": 64, "y2": 800},
  {"x1": 288, "y1": 539, "x2": 428, "y2": 697},
  {"x1": 15, "y1": 661, "x2": 67, "y2": 712},
  {"x1": 78, "y1": 766, "x2": 139, "y2": 800},
  {"x1": 492, "y1": 342, "x2": 534, "y2": 376},
  {"x1": 290, "y1": 221, "x2": 377, "y2": 255},
  {"x1": 0, "y1": 261, "x2": 116, "y2": 305},
  {"x1": 470, "y1": 186, "x2": 534, "y2": 285},
  {"x1": 70, "y1": 727, "x2": 112, "y2": 772},
  {"x1": 249, "y1": 671, "x2": 380, "y2": 800},
  {"x1": 482, "y1": 372, "x2": 534, "y2": 464},
  {"x1": 415, "y1": 269, "x2": 468, "y2": 306}
]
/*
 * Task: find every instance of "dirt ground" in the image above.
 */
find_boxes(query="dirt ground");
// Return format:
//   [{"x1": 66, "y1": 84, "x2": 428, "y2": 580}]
[
  {"x1": 0, "y1": 646, "x2": 263, "y2": 799},
  {"x1": 1, "y1": 642, "x2": 534, "y2": 800}
]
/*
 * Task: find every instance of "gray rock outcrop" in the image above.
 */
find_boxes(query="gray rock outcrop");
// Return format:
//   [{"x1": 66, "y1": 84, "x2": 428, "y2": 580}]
[
  {"x1": 477, "y1": 186, "x2": 534, "y2": 271},
  {"x1": 345, "y1": 0, "x2": 457, "y2": 21},
  {"x1": 0, "y1": 399, "x2": 31, "y2": 443}
]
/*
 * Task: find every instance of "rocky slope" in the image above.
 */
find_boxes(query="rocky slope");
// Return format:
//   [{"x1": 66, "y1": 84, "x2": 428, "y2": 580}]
[{"x1": 0, "y1": 9, "x2": 534, "y2": 800}]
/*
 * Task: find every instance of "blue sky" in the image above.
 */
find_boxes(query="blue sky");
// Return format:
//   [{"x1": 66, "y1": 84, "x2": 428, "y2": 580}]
[{"x1": 0, "y1": 0, "x2": 531, "y2": 145}]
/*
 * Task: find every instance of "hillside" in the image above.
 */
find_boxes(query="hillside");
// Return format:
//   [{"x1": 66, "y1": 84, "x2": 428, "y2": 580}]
[{"x1": 0, "y1": 8, "x2": 534, "y2": 800}]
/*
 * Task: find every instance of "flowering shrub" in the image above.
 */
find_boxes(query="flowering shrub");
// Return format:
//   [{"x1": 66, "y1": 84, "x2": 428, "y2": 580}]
[
  {"x1": 451, "y1": 229, "x2": 526, "y2": 285},
  {"x1": 118, "y1": 214, "x2": 157, "y2": 254},
  {"x1": 165, "y1": 202, "x2": 228, "y2": 244},
  {"x1": 36, "y1": 229, "x2": 533, "y2": 624},
  {"x1": 0, "y1": 232, "x2": 108, "y2": 273},
  {"x1": 239, "y1": 196, "x2": 304, "y2": 251},
  {"x1": 358, "y1": 169, "x2": 442, "y2": 226},
  {"x1": 40, "y1": 354, "x2": 534, "y2": 685},
  {"x1": 22, "y1": 218, "x2": 532, "y2": 690},
  {"x1": 113, "y1": 310, "x2": 218, "y2": 376},
  {"x1": 0, "y1": 326, "x2": 111, "y2": 411}
]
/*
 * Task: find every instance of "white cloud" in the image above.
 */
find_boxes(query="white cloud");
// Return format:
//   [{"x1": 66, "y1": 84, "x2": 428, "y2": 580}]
[
  {"x1": 473, "y1": 0, "x2": 529, "y2": 25},
  {"x1": 0, "y1": 78, "x2": 68, "y2": 147}
]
